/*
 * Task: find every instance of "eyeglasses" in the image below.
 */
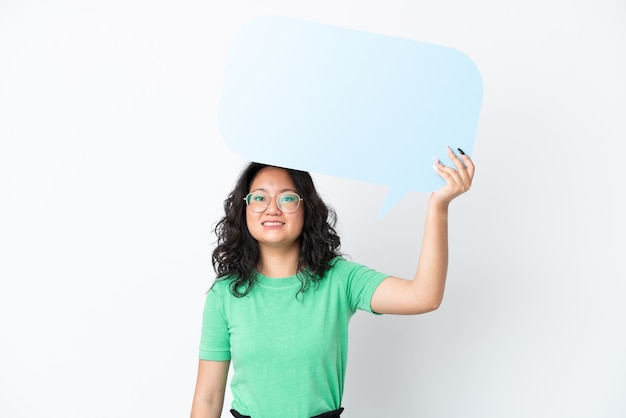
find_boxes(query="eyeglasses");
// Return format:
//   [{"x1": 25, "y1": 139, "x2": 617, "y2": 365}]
[{"x1": 244, "y1": 191, "x2": 303, "y2": 213}]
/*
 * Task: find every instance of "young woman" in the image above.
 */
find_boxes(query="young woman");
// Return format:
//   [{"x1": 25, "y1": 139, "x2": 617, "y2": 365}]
[{"x1": 191, "y1": 147, "x2": 474, "y2": 418}]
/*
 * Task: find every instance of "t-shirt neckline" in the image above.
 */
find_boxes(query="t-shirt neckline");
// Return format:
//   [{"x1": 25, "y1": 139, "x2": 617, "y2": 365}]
[{"x1": 256, "y1": 271, "x2": 301, "y2": 288}]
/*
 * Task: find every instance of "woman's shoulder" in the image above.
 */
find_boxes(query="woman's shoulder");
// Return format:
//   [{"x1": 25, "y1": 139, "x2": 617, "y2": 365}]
[
  {"x1": 209, "y1": 274, "x2": 258, "y2": 299},
  {"x1": 207, "y1": 276, "x2": 234, "y2": 294},
  {"x1": 328, "y1": 255, "x2": 365, "y2": 270},
  {"x1": 326, "y1": 256, "x2": 387, "y2": 282}
]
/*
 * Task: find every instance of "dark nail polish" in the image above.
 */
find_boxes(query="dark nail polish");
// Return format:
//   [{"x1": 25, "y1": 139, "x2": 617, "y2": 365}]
[{"x1": 457, "y1": 148, "x2": 465, "y2": 155}]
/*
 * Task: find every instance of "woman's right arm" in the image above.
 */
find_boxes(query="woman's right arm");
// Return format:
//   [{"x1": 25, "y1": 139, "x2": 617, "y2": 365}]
[{"x1": 190, "y1": 359, "x2": 230, "y2": 418}]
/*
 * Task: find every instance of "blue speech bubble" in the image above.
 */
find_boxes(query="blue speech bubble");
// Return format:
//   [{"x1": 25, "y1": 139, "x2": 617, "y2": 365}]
[{"x1": 219, "y1": 16, "x2": 482, "y2": 217}]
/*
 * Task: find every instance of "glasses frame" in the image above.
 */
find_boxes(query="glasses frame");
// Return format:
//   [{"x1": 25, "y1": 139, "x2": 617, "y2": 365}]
[{"x1": 243, "y1": 191, "x2": 304, "y2": 213}]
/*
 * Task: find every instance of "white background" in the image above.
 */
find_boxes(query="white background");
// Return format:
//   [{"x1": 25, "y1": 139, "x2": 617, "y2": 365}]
[{"x1": 1, "y1": 1, "x2": 625, "y2": 417}]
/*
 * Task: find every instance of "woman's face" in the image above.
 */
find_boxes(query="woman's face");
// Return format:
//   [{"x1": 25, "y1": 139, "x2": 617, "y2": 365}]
[{"x1": 245, "y1": 167, "x2": 305, "y2": 252}]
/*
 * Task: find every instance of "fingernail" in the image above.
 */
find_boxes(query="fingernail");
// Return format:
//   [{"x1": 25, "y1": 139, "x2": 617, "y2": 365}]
[
  {"x1": 432, "y1": 165, "x2": 440, "y2": 172},
  {"x1": 434, "y1": 157, "x2": 441, "y2": 165},
  {"x1": 457, "y1": 148, "x2": 465, "y2": 155}
]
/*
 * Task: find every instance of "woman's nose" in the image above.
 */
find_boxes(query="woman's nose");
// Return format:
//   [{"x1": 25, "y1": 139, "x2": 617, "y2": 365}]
[{"x1": 264, "y1": 197, "x2": 282, "y2": 214}]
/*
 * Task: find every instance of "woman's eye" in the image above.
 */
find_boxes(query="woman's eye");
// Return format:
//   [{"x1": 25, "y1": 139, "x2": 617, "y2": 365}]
[
  {"x1": 280, "y1": 195, "x2": 296, "y2": 203},
  {"x1": 252, "y1": 195, "x2": 266, "y2": 202}
]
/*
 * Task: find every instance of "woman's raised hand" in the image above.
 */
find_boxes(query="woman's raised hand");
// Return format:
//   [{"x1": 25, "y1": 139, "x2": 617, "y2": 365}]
[{"x1": 432, "y1": 147, "x2": 475, "y2": 205}]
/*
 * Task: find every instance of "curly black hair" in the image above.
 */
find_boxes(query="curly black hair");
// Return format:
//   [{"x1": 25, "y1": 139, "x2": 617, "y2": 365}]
[{"x1": 212, "y1": 162, "x2": 342, "y2": 297}]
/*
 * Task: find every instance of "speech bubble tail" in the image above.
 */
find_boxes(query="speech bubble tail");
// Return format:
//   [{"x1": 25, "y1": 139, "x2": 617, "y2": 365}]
[{"x1": 377, "y1": 188, "x2": 408, "y2": 220}]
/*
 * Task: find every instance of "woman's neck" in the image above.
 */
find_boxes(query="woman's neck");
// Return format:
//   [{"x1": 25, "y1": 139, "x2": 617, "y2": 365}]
[{"x1": 256, "y1": 245, "x2": 300, "y2": 278}]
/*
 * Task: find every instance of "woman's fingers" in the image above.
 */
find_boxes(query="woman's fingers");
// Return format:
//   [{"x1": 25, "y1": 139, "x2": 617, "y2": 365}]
[
  {"x1": 433, "y1": 146, "x2": 475, "y2": 201},
  {"x1": 456, "y1": 147, "x2": 476, "y2": 180},
  {"x1": 445, "y1": 147, "x2": 472, "y2": 186}
]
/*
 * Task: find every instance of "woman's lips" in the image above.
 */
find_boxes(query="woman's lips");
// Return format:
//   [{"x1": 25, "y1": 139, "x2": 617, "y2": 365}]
[{"x1": 262, "y1": 221, "x2": 285, "y2": 227}]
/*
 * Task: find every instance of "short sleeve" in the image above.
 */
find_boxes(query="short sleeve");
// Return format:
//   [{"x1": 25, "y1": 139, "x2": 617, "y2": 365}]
[
  {"x1": 334, "y1": 258, "x2": 389, "y2": 314},
  {"x1": 198, "y1": 281, "x2": 231, "y2": 361}
]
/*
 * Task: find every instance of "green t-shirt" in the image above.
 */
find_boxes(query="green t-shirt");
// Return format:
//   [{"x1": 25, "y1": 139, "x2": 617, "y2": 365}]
[{"x1": 199, "y1": 257, "x2": 388, "y2": 418}]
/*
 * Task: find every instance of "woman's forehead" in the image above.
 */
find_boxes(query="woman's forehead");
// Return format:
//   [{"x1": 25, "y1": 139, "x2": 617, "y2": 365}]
[{"x1": 249, "y1": 167, "x2": 296, "y2": 191}]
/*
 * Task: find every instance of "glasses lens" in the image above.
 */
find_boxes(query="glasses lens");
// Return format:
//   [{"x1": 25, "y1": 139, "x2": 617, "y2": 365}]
[
  {"x1": 246, "y1": 192, "x2": 269, "y2": 212},
  {"x1": 277, "y1": 192, "x2": 301, "y2": 213}
]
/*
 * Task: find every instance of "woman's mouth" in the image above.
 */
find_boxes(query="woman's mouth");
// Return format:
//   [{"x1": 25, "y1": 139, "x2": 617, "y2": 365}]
[{"x1": 262, "y1": 221, "x2": 285, "y2": 227}]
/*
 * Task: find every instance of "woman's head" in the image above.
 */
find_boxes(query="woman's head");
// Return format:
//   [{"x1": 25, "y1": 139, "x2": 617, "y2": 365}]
[
  {"x1": 245, "y1": 166, "x2": 305, "y2": 252},
  {"x1": 212, "y1": 162, "x2": 341, "y2": 296}
]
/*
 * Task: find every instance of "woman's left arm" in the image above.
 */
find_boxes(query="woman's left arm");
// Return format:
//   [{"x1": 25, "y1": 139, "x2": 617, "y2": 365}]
[{"x1": 371, "y1": 147, "x2": 475, "y2": 315}]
